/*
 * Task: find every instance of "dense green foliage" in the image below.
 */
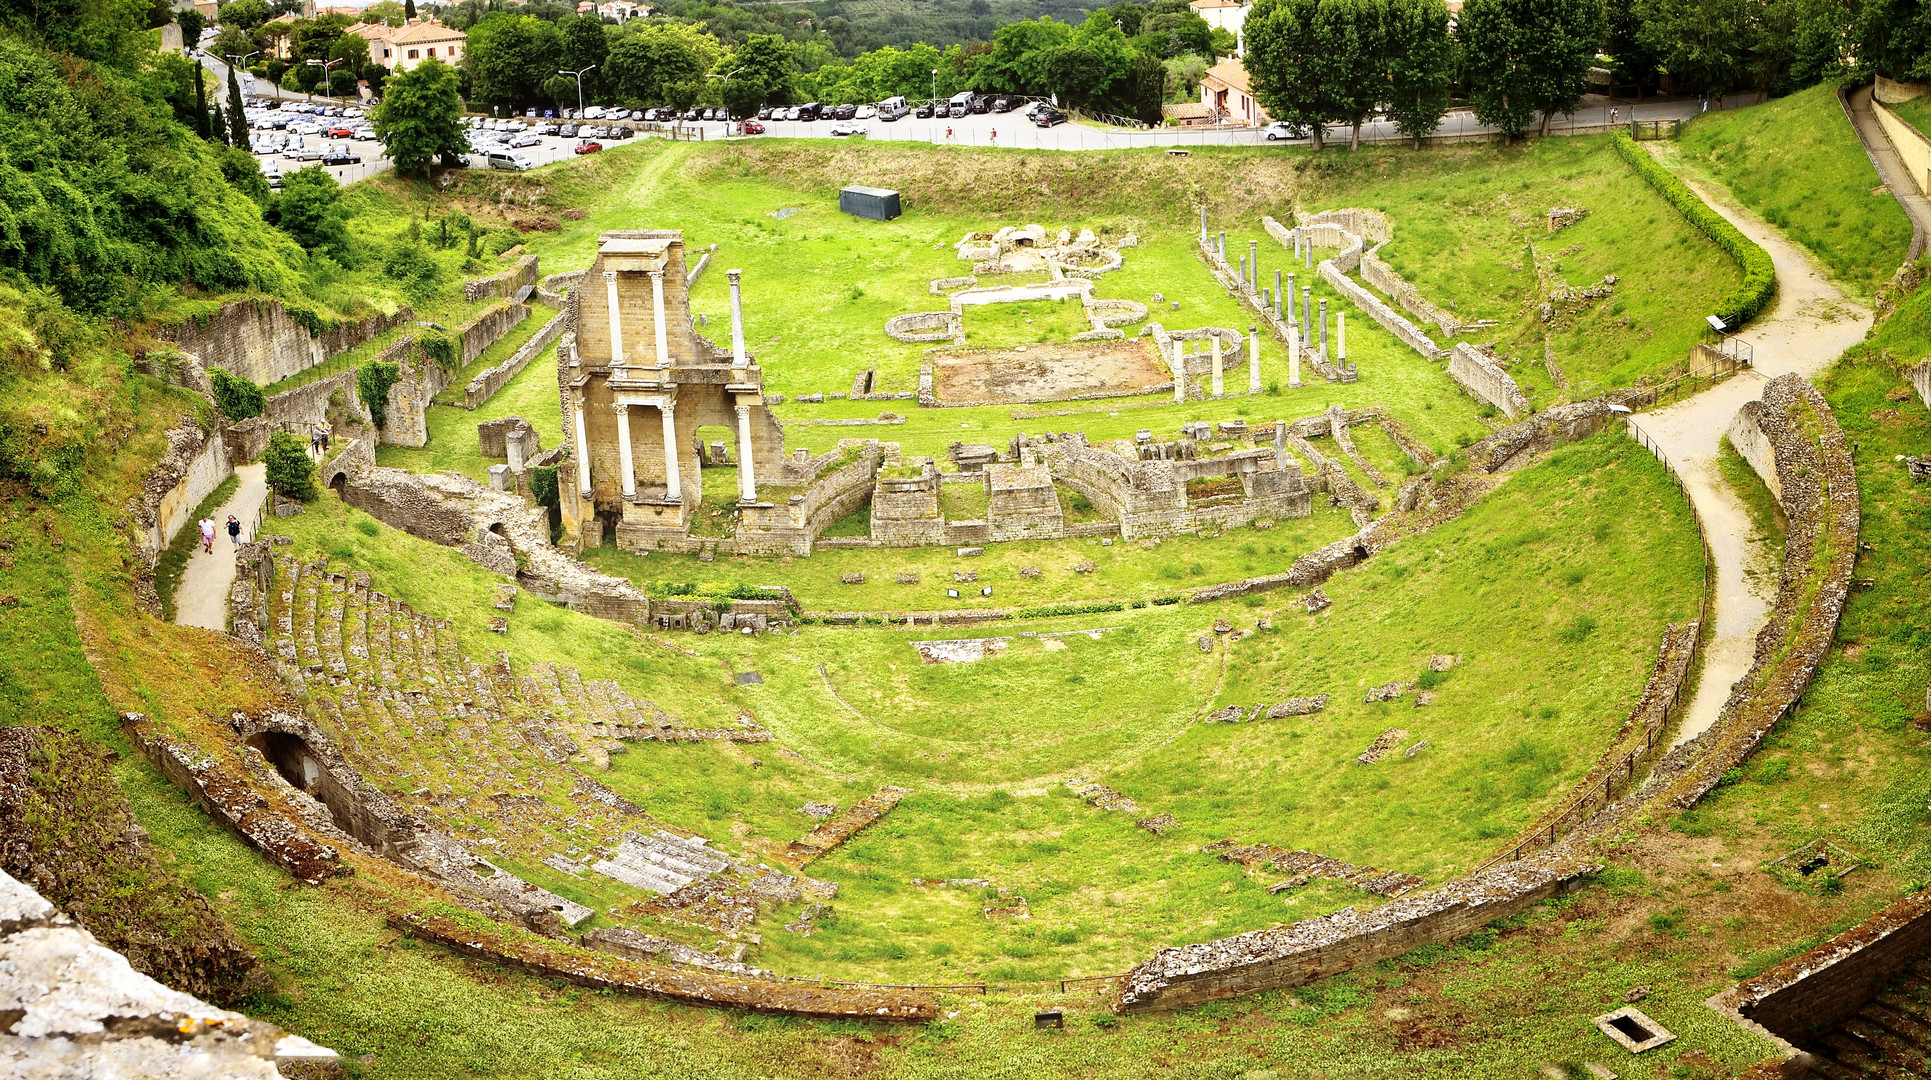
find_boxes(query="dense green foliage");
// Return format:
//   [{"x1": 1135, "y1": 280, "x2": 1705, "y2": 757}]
[
  {"x1": 209, "y1": 367, "x2": 264, "y2": 421},
  {"x1": 356, "y1": 359, "x2": 400, "y2": 429},
  {"x1": 1613, "y1": 131, "x2": 1776, "y2": 327},
  {"x1": 265, "y1": 167, "x2": 352, "y2": 265},
  {"x1": 374, "y1": 57, "x2": 466, "y2": 177},
  {"x1": 264, "y1": 430, "x2": 317, "y2": 500},
  {"x1": 1457, "y1": 0, "x2": 1604, "y2": 139}
]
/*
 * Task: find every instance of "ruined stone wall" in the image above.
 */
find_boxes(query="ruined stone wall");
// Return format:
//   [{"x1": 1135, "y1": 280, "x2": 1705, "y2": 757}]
[
  {"x1": 1727, "y1": 400, "x2": 1784, "y2": 501},
  {"x1": 870, "y1": 466, "x2": 948, "y2": 546},
  {"x1": 986, "y1": 468, "x2": 1063, "y2": 542},
  {"x1": 134, "y1": 419, "x2": 232, "y2": 562},
  {"x1": 464, "y1": 307, "x2": 569, "y2": 409},
  {"x1": 1467, "y1": 397, "x2": 1621, "y2": 473},
  {"x1": 1719, "y1": 890, "x2": 1931, "y2": 1052},
  {"x1": 158, "y1": 299, "x2": 410, "y2": 386},
  {"x1": 459, "y1": 302, "x2": 532, "y2": 366},
  {"x1": 380, "y1": 356, "x2": 452, "y2": 448},
  {"x1": 224, "y1": 368, "x2": 372, "y2": 463},
  {"x1": 1447, "y1": 344, "x2": 1532, "y2": 419},
  {"x1": 341, "y1": 467, "x2": 477, "y2": 547},
  {"x1": 735, "y1": 441, "x2": 884, "y2": 556},
  {"x1": 1908, "y1": 359, "x2": 1930, "y2": 409},
  {"x1": 464, "y1": 254, "x2": 539, "y2": 303},
  {"x1": 317, "y1": 436, "x2": 375, "y2": 493},
  {"x1": 1318, "y1": 259, "x2": 1444, "y2": 360},
  {"x1": 885, "y1": 311, "x2": 957, "y2": 343},
  {"x1": 1360, "y1": 246, "x2": 1461, "y2": 337},
  {"x1": 1295, "y1": 208, "x2": 1393, "y2": 246}
]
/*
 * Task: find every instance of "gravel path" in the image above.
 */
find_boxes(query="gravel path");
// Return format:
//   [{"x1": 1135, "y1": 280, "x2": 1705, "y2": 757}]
[
  {"x1": 1634, "y1": 176, "x2": 1872, "y2": 746},
  {"x1": 174, "y1": 464, "x2": 267, "y2": 632},
  {"x1": 1846, "y1": 84, "x2": 1931, "y2": 260}
]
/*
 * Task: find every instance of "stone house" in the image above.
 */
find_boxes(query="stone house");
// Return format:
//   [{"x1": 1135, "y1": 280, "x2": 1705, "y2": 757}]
[
  {"x1": 383, "y1": 19, "x2": 467, "y2": 73},
  {"x1": 1201, "y1": 59, "x2": 1267, "y2": 126},
  {"x1": 1189, "y1": 0, "x2": 1250, "y2": 56}
]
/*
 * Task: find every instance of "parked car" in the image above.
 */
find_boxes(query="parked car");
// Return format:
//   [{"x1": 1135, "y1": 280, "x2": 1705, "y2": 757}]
[
  {"x1": 991, "y1": 97, "x2": 1011, "y2": 112},
  {"x1": 829, "y1": 122, "x2": 861, "y2": 137},
  {"x1": 574, "y1": 141, "x2": 602, "y2": 154},
  {"x1": 486, "y1": 150, "x2": 535, "y2": 170},
  {"x1": 560, "y1": 124, "x2": 578, "y2": 137},
  {"x1": 293, "y1": 144, "x2": 325, "y2": 161},
  {"x1": 969, "y1": 97, "x2": 990, "y2": 114},
  {"x1": 321, "y1": 147, "x2": 359, "y2": 166},
  {"x1": 756, "y1": 106, "x2": 772, "y2": 119},
  {"x1": 830, "y1": 103, "x2": 857, "y2": 120},
  {"x1": 781, "y1": 106, "x2": 798, "y2": 120},
  {"x1": 353, "y1": 128, "x2": 380, "y2": 141},
  {"x1": 611, "y1": 126, "x2": 633, "y2": 139},
  {"x1": 1032, "y1": 107, "x2": 1068, "y2": 128},
  {"x1": 948, "y1": 102, "x2": 968, "y2": 117},
  {"x1": 855, "y1": 104, "x2": 877, "y2": 119},
  {"x1": 1262, "y1": 120, "x2": 1309, "y2": 140},
  {"x1": 440, "y1": 152, "x2": 470, "y2": 168},
  {"x1": 915, "y1": 102, "x2": 935, "y2": 118},
  {"x1": 510, "y1": 134, "x2": 541, "y2": 148},
  {"x1": 741, "y1": 120, "x2": 765, "y2": 134},
  {"x1": 538, "y1": 123, "x2": 560, "y2": 136}
]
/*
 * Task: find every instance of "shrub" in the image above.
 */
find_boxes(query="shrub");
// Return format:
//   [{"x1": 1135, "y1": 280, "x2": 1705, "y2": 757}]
[
  {"x1": 209, "y1": 366, "x2": 264, "y2": 421},
  {"x1": 263, "y1": 431, "x2": 316, "y2": 501},
  {"x1": 1016, "y1": 601, "x2": 1126, "y2": 619},
  {"x1": 1613, "y1": 132, "x2": 1776, "y2": 328},
  {"x1": 415, "y1": 328, "x2": 459, "y2": 372},
  {"x1": 357, "y1": 360, "x2": 401, "y2": 429},
  {"x1": 529, "y1": 464, "x2": 562, "y2": 541}
]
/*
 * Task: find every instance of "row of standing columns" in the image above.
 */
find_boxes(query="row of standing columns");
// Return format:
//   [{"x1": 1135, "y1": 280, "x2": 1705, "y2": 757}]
[{"x1": 1201, "y1": 216, "x2": 1350, "y2": 392}]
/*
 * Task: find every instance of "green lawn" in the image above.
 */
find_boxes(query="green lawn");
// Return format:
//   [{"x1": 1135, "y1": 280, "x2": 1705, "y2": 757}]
[
  {"x1": 962, "y1": 298, "x2": 1096, "y2": 346},
  {"x1": 1890, "y1": 94, "x2": 1931, "y2": 142},
  {"x1": 373, "y1": 338, "x2": 565, "y2": 481},
  {"x1": 1677, "y1": 82, "x2": 1916, "y2": 300}
]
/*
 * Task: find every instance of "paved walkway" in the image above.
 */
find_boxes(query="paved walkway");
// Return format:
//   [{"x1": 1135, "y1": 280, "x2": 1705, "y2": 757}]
[
  {"x1": 174, "y1": 463, "x2": 268, "y2": 632},
  {"x1": 1847, "y1": 84, "x2": 1931, "y2": 260},
  {"x1": 1635, "y1": 178, "x2": 1871, "y2": 746}
]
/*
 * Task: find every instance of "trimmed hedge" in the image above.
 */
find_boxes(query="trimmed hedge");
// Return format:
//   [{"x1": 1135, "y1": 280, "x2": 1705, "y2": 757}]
[
  {"x1": 1016, "y1": 600, "x2": 1127, "y2": 619},
  {"x1": 1613, "y1": 132, "x2": 1776, "y2": 329}
]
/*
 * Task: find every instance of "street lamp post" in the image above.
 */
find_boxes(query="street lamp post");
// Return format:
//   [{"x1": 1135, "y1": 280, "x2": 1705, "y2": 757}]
[
  {"x1": 558, "y1": 65, "x2": 595, "y2": 123},
  {"x1": 226, "y1": 50, "x2": 260, "y2": 97},
  {"x1": 931, "y1": 68, "x2": 938, "y2": 107},
  {"x1": 705, "y1": 66, "x2": 744, "y2": 130},
  {"x1": 305, "y1": 57, "x2": 343, "y2": 105}
]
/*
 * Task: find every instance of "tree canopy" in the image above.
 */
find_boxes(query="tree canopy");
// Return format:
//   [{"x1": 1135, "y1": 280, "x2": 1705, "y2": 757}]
[{"x1": 375, "y1": 56, "x2": 466, "y2": 177}]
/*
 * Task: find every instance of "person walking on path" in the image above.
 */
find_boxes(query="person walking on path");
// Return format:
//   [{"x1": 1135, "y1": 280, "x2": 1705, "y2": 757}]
[
  {"x1": 310, "y1": 422, "x2": 325, "y2": 459},
  {"x1": 319, "y1": 420, "x2": 331, "y2": 456},
  {"x1": 990, "y1": 128, "x2": 997, "y2": 145},
  {"x1": 199, "y1": 516, "x2": 216, "y2": 555},
  {"x1": 226, "y1": 515, "x2": 242, "y2": 547}
]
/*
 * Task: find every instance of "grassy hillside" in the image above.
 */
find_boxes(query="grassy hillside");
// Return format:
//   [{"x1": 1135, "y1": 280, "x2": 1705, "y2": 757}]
[{"x1": 1677, "y1": 82, "x2": 1915, "y2": 300}]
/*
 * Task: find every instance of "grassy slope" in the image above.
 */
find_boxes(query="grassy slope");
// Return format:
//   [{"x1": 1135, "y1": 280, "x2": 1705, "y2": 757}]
[
  {"x1": 1891, "y1": 95, "x2": 1931, "y2": 141},
  {"x1": 1677, "y1": 83, "x2": 1915, "y2": 301},
  {"x1": 375, "y1": 339, "x2": 567, "y2": 480}
]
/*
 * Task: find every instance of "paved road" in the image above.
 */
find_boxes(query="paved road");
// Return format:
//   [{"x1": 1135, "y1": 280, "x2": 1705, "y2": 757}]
[
  {"x1": 1633, "y1": 170, "x2": 1872, "y2": 747},
  {"x1": 1847, "y1": 83, "x2": 1931, "y2": 261},
  {"x1": 736, "y1": 92, "x2": 1760, "y2": 152},
  {"x1": 175, "y1": 464, "x2": 267, "y2": 632}
]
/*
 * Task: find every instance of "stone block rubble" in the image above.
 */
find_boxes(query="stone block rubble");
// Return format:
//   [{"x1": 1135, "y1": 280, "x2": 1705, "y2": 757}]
[
  {"x1": 1, "y1": 869, "x2": 337, "y2": 1077},
  {"x1": 781, "y1": 787, "x2": 910, "y2": 868},
  {"x1": 1205, "y1": 841, "x2": 1426, "y2": 897}
]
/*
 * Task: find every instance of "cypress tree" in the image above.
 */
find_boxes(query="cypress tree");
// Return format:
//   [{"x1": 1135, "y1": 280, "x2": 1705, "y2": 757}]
[
  {"x1": 228, "y1": 64, "x2": 251, "y2": 150},
  {"x1": 192, "y1": 66, "x2": 209, "y2": 139},
  {"x1": 404, "y1": 0, "x2": 417, "y2": 19}
]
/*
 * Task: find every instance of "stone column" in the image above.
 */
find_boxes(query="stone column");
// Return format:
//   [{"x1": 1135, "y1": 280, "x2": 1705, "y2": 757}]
[
  {"x1": 1248, "y1": 240, "x2": 1258, "y2": 292},
  {"x1": 1218, "y1": 232, "x2": 1226, "y2": 264},
  {"x1": 1274, "y1": 420, "x2": 1288, "y2": 469},
  {"x1": 1248, "y1": 325, "x2": 1261, "y2": 394},
  {"x1": 1211, "y1": 334, "x2": 1224, "y2": 397},
  {"x1": 603, "y1": 271, "x2": 626, "y2": 372},
  {"x1": 1318, "y1": 299, "x2": 1328, "y2": 361},
  {"x1": 1200, "y1": 206, "x2": 1208, "y2": 246},
  {"x1": 1172, "y1": 339, "x2": 1187, "y2": 404},
  {"x1": 1338, "y1": 313, "x2": 1347, "y2": 361},
  {"x1": 572, "y1": 392, "x2": 592, "y2": 495},
  {"x1": 658, "y1": 401, "x2": 681, "y2": 502},
  {"x1": 727, "y1": 269, "x2": 747, "y2": 368},
  {"x1": 1305, "y1": 239, "x2": 1313, "y2": 269},
  {"x1": 1274, "y1": 270, "x2": 1283, "y2": 317},
  {"x1": 1239, "y1": 252, "x2": 1247, "y2": 286},
  {"x1": 1289, "y1": 343, "x2": 1301, "y2": 388},
  {"x1": 734, "y1": 404, "x2": 757, "y2": 503},
  {"x1": 612, "y1": 402, "x2": 636, "y2": 500},
  {"x1": 648, "y1": 270, "x2": 670, "y2": 368},
  {"x1": 1302, "y1": 287, "x2": 1313, "y2": 348}
]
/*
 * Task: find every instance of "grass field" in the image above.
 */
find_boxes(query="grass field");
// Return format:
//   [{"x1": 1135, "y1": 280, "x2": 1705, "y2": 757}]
[
  {"x1": 1890, "y1": 95, "x2": 1931, "y2": 141},
  {"x1": 374, "y1": 338, "x2": 566, "y2": 481},
  {"x1": 1677, "y1": 83, "x2": 1915, "y2": 301}
]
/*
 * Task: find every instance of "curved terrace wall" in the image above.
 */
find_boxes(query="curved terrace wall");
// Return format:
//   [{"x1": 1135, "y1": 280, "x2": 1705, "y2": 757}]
[
  {"x1": 159, "y1": 300, "x2": 412, "y2": 386},
  {"x1": 1115, "y1": 376, "x2": 1856, "y2": 1012}
]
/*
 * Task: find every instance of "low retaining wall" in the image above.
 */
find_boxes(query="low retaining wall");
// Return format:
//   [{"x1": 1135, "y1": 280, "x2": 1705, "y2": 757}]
[
  {"x1": 394, "y1": 907, "x2": 937, "y2": 1020},
  {"x1": 459, "y1": 302, "x2": 531, "y2": 366},
  {"x1": 1361, "y1": 247, "x2": 1462, "y2": 337},
  {"x1": 223, "y1": 368, "x2": 372, "y2": 462},
  {"x1": 159, "y1": 300, "x2": 411, "y2": 386},
  {"x1": 1872, "y1": 98, "x2": 1931, "y2": 197},
  {"x1": 464, "y1": 255, "x2": 539, "y2": 302},
  {"x1": 1909, "y1": 359, "x2": 1930, "y2": 409},
  {"x1": 1466, "y1": 397, "x2": 1625, "y2": 473},
  {"x1": 463, "y1": 307, "x2": 568, "y2": 409},
  {"x1": 885, "y1": 311, "x2": 958, "y2": 344},
  {"x1": 134, "y1": 419, "x2": 232, "y2": 562},
  {"x1": 1447, "y1": 344, "x2": 1531, "y2": 419}
]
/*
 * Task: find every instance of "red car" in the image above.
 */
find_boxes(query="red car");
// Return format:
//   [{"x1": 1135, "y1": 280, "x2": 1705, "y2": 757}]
[
  {"x1": 741, "y1": 120, "x2": 765, "y2": 135},
  {"x1": 327, "y1": 125, "x2": 354, "y2": 138},
  {"x1": 573, "y1": 141, "x2": 602, "y2": 155}
]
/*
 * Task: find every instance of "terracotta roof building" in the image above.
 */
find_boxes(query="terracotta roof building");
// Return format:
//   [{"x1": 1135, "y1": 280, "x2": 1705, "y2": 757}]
[
  {"x1": 1189, "y1": 0, "x2": 1250, "y2": 56},
  {"x1": 1201, "y1": 58, "x2": 1267, "y2": 126}
]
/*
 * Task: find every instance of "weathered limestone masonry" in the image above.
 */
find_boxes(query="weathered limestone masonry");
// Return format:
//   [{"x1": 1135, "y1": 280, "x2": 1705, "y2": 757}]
[
  {"x1": 316, "y1": 434, "x2": 375, "y2": 494},
  {"x1": 780, "y1": 787, "x2": 910, "y2": 868},
  {"x1": 393, "y1": 907, "x2": 937, "y2": 1020},
  {"x1": 223, "y1": 367, "x2": 373, "y2": 463},
  {"x1": 132, "y1": 416, "x2": 231, "y2": 567},
  {"x1": 1447, "y1": 342, "x2": 1533, "y2": 419},
  {"x1": 464, "y1": 254, "x2": 539, "y2": 302},
  {"x1": 1264, "y1": 212, "x2": 1450, "y2": 364},
  {"x1": 870, "y1": 460, "x2": 949, "y2": 546},
  {"x1": 159, "y1": 298, "x2": 411, "y2": 386},
  {"x1": 1726, "y1": 398, "x2": 1785, "y2": 501},
  {"x1": 1908, "y1": 358, "x2": 1930, "y2": 409},
  {"x1": 1710, "y1": 889, "x2": 1931, "y2": 1072},
  {"x1": 733, "y1": 440, "x2": 889, "y2": 556},
  {"x1": 1465, "y1": 395, "x2": 1633, "y2": 473},
  {"x1": 557, "y1": 230, "x2": 785, "y2": 553},
  {"x1": 0, "y1": 869, "x2": 338, "y2": 1076},
  {"x1": 986, "y1": 461, "x2": 1064, "y2": 540},
  {"x1": 538, "y1": 268, "x2": 587, "y2": 307},
  {"x1": 464, "y1": 307, "x2": 569, "y2": 409},
  {"x1": 1045, "y1": 432, "x2": 1314, "y2": 540}
]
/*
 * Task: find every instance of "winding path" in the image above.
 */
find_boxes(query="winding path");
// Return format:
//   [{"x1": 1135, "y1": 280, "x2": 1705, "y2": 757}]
[
  {"x1": 1846, "y1": 85, "x2": 1931, "y2": 260},
  {"x1": 174, "y1": 464, "x2": 268, "y2": 631},
  {"x1": 1635, "y1": 179, "x2": 1871, "y2": 746}
]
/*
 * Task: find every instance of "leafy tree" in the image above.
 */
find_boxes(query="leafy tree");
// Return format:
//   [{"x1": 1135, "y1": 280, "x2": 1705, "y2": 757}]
[
  {"x1": 1134, "y1": 9, "x2": 1213, "y2": 59},
  {"x1": 1383, "y1": 0, "x2": 1450, "y2": 147},
  {"x1": 1602, "y1": 3, "x2": 1661, "y2": 96},
  {"x1": 978, "y1": 17, "x2": 1073, "y2": 93},
  {"x1": 227, "y1": 62, "x2": 250, "y2": 148},
  {"x1": 210, "y1": 24, "x2": 253, "y2": 64},
  {"x1": 1755, "y1": 0, "x2": 1853, "y2": 94},
  {"x1": 264, "y1": 431, "x2": 318, "y2": 500},
  {"x1": 363, "y1": 0, "x2": 404, "y2": 25},
  {"x1": 210, "y1": 367, "x2": 265, "y2": 420},
  {"x1": 404, "y1": 0, "x2": 415, "y2": 20},
  {"x1": 327, "y1": 66, "x2": 355, "y2": 97},
  {"x1": 1043, "y1": 12, "x2": 1138, "y2": 113},
  {"x1": 464, "y1": 12, "x2": 562, "y2": 107},
  {"x1": 294, "y1": 57, "x2": 322, "y2": 91},
  {"x1": 605, "y1": 23, "x2": 716, "y2": 112},
  {"x1": 374, "y1": 56, "x2": 465, "y2": 174},
  {"x1": 1854, "y1": 0, "x2": 1931, "y2": 82},
  {"x1": 1633, "y1": 0, "x2": 1751, "y2": 100},
  {"x1": 191, "y1": 59, "x2": 210, "y2": 139},
  {"x1": 719, "y1": 33, "x2": 790, "y2": 115},
  {"x1": 1208, "y1": 26, "x2": 1238, "y2": 56},
  {"x1": 218, "y1": 144, "x2": 271, "y2": 204},
  {"x1": 290, "y1": 14, "x2": 350, "y2": 63},
  {"x1": 176, "y1": 7, "x2": 204, "y2": 48},
  {"x1": 1315, "y1": 0, "x2": 1387, "y2": 149},
  {"x1": 1457, "y1": 0, "x2": 1603, "y2": 139},
  {"x1": 355, "y1": 361, "x2": 401, "y2": 429},
  {"x1": 220, "y1": 0, "x2": 269, "y2": 32},
  {"x1": 1125, "y1": 49, "x2": 1166, "y2": 124},
  {"x1": 328, "y1": 30, "x2": 368, "y2": 72},
  {"x1": 364, "y1": 62, "x2": 389, "y2": 97},
  {"x1": 1244, "y1": 0, "x2": 1338, "y2": 148},
  {"x1": 558, "y1": 13, "x2": 609, "y2": 96},
  {"x1": 269, "y1": 166, "x2": 353, "y2": 262}
]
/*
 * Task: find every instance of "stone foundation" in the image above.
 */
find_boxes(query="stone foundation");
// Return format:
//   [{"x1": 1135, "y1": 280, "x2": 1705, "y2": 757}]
[{"x1": 1447, "y1": 343, "x2": 1532, "y2": 419}]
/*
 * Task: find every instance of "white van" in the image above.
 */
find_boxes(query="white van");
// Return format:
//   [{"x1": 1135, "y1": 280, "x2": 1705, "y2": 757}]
[
  {"x1": 948, "y1": 90, "x2": 974, "y2": 118},
  {"x1": 487, "y1": 150, "x2": 535, "y2": 171},
  {"x1": 878, "y1": 95, "x2": 909, "y2": 121}
]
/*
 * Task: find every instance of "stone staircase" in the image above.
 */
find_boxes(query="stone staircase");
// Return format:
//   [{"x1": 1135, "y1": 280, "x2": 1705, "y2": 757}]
[
  {"x1": 263, "y1": 554, "x2": 768, "y2": 876},
  {"x1": 1806, "y1": 956, "x2": 1931, "y2": 1079}
]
